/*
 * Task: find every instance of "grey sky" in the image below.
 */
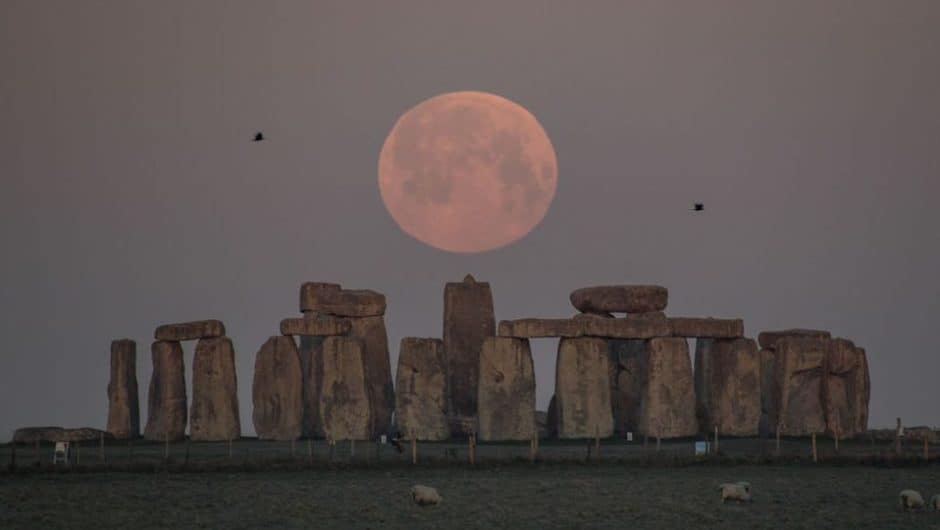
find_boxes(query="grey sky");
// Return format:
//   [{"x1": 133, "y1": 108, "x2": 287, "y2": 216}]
[{"x1": 2, "y1": 0, "x2": 938, "y2": 439}]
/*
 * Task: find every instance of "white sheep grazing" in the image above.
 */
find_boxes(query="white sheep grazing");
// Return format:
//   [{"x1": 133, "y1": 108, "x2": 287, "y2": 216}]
[
  {"x1": 719, "y1": 482, "x2": 753, "y2": 503},
  {"x1": 411, "y1": 485, "x2": 442, "y2": 506},
  {"x1": 928, "y1": 494, "x2": 940, "y2": 512},
  {"x1": 899, "y1": 489, "x2": 925, "y2": 511}
]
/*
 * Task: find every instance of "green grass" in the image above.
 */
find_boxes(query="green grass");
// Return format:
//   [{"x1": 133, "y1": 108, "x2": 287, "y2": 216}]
[{"x1": 2, "y1": 464, "x2": 940, "y2": 529}]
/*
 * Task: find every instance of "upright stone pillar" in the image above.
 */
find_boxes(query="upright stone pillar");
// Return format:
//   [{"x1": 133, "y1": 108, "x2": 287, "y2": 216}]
[
  {"x1": 478, "y1": 337, "x2": 536, "y2": 441},
  {"x1": 639, "y1": 338, "x2": 697, "y2": 438},
  {"x1": 144, "y1": 340, "x2": 187, "y2": 441},
  {"x1": 190, "y1": 337, "x2": 241, "y2": 441},
  {"x1": 694, "y1": 338, "x2": 760, "y2": 436},
  {"x1": 299, "y1": 335, "x2": 325, "y2": 438},
  {"x1": 555, "y1": 337, "x2": 614, "y2": 439},
  {"x1": 443, "y1": 274, "x2": 495, "y2": 435},
  {"x1": 318, "y1": 337, "x2": 371, "y2": 441},
  {"x1": 774, "y1": 335, "x2": 829, "y2": 437},
  {"x1": 395, "y1": 338, "x2": 449, "y2": 441},
  {"x1": 252, "y1": 336, "x2": 303, "y2": 441},
  {"x1": 608, "y1": 339, "x2": 648, "y2": 435},
  {"x1": 107, "y1": 339, "x2": 140, "y2": 439}
]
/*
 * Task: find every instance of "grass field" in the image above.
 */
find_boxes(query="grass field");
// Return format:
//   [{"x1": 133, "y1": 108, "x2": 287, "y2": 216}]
[{"x1": 2, "y1": 463, "x2": 940, "y2": 529}]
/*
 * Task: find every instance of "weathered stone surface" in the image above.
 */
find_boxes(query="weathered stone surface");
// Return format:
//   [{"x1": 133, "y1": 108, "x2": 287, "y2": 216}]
[
  {"x1": 395, "y1": 338, "x2": 448, "y2": 441},
  {"x1": 154, "y1": 320, "x2": 225, "y2": 341},
  {"x1": 546, "y1": 395, "x2": 558, "y2": 439},
  {"x1": 570, "y1": 285, "x2": 668, "y2": 314},
  {"x1": 279, "y1": 315, "x2": 351, "y2": 337},
  {"x1": 608, "y1": 339, "x2": 648, "y2": 435},
  {"x1": 498, "y1": 318, "x2": 581, "y2": 338},
  {"x1": 252, "y1": 336, "x2": 303, "y2": 441},
  {"x1": 107, "y1": 339, "x2": 139, "y2": 439},
  {"x1": 318, "y1": 337, "x2": 372, "y2": 441},
  {"x1": 555, "y1": 338, "x2": 614, "y2": 439},
  {"x1": 443, "y1": 274, "x2": 495, "y2": 435},
  {"x1": 14, "y1": 427, "x2": 111, "y2": 444},
  {"x1": 855, "y1": 348, "x2": 870, "y2": 434},
  {"x1": 694, "y1": 338, "x2": 760, "y2": 436},
  {"x1": 299, "y1": 335, "x2": 325, "y2": 438},
  {"x1": 347, "y1": 315, "x2": 395, "y2": 437},
  {"x1": 669, "y1": 318, "x2": 744, "y2": 338},
  {"x1": 190, "y1": 337, "x2": 241, "y2": 441},
  {"x1": 144, "y1": 341, "x2": 187, "y2": 441},
  {"x1": 825, "y1": 339, "x2": 869, "y2": 439},
  {"x1": 498, "y1": 313, "x2": 669, "y2": 339},
  {"x1": 478, "y1": 337, "x2": 536, "y2": 441},
  {"x1": 758, "y1": 329, "x2": 831, "y2": 350},
  {"x1": 758, "y1": 348, "x2": 778, "y2": 437},
  {"x1": 774, "y1": 335, "x2": 829, "y2": 436},
  {"x1": 640, "y1": 338, "x2": 698, "y2": 438},
  {"x1": 582, "y1": 313, "x2": 670, "y2": 338},
  {"x1": 299, "y1": 282, "x2": 386, "y2": 316}
]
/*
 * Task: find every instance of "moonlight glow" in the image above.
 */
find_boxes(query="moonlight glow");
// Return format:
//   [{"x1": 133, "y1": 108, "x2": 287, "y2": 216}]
[{"x1": 378, "y1": 91, "x2": 558, "y2": 253}]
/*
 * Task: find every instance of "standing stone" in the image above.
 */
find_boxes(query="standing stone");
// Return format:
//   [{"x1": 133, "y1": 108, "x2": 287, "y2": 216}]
[
  {"x1": 347, "y1": 315, "x2": 394, "y2": 437},
  {"x1": 555, "y1": 338, "x2": 614, "y2": 439},
  {"x1": 395, "y1": 338, "x2": 449, "y2": 441},
  {"x1": 825, "y1": 338, "x2": 867, "y2": 439},
  {"x1": 758, "y1": 348, "x2": 778, "y2": 437},
  {"x1": 318, "y1": 337, "x2": 372, "y2": 441},
  {"x1": 774, "y1": 335, "x2": 829, "y2": 437},
  {"x1": 478, "y1": 337, "x2": 536, "y2": 441},
  {"x1": 107, "y1": 339, "x2": 139, "y2": 439},
  {"x1": 443, "y1": 274, "x2": 496, "y2": 435},
  {"x1": 639, "y1": 338, "x2": 697, "y2": 438},
  {"x1": 608, "y1": 339, "x2": 648, "y2": 435},
  {"x1": 190, "y1": 337, "x2": 241, "y2": 441},
  {"x1": 694, "y1": 338, "x2": 760, "y2": 436},
  {"x1": 144, "y1": 340, "x2": 187, "y2": 441},
  {"x1": 570, "y1": 285, "x2": 668, "y2": 314},
  {"x1": 252, "y1": 336, "x2": 303, "y2": 441},
  {"x1": 546, "y1": 395, "x2": 558, "y2": 438},
  {"x1": 299, "y1": 335, "x2": 326, "y2": 438},
  {"x1": 855, "y1": 348, "x2": 871, "y2": 434}
]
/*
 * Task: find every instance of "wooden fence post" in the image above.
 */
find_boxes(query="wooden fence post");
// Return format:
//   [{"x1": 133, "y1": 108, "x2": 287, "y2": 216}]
[
  {"x1": 775, "y1": 430, "x2": 781, "y2": 457},
  {"x1": 656, "y1": 437, "x2": 661, "y2": 453},
  {"x1": 165, "y1": 432, "x2": 170, "y2": 461},
  {"x1": 714, "y1": 427, "x2": 719, "y2": 455},
  {"x1": 811, "y1": 433, "x2": 818, "y2": 463},
  {"x1": 307, "y1": 439, "x2": 313, "y2": 465},
  {"x1": 411, "y1": 438, "x2": 417, "y2": 465},
  {"x1": 468, "y1": 434, "x2": 476, "y2": 465}
]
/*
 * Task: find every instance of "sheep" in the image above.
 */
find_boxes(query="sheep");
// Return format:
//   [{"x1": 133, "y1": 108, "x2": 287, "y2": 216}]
[
  {"x1": 719, "y1": 482, "x2": 753, "y2": 503},
  {"x1": 411, "y1": 485, "x2": 442, "y2": 506},
  {"x1": 899, "y1": 489, "x2": 925, "y2": 511},
  {"x1": 928, "y1": 494, "x2": 940, "y2": 512}
]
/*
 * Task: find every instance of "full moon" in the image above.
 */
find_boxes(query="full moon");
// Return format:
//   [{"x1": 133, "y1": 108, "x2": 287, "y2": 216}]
[{"x1": 378, "y1": 91, "x2": 558, "y2": 253}]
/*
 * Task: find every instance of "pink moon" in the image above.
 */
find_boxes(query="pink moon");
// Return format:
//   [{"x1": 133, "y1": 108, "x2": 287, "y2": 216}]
[{"x1": 378, "y1": 91, "x2": 558, "y2": 253}]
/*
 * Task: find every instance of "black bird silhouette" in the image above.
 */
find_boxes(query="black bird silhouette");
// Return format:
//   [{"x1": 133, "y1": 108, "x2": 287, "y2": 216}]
[
  {"x1": 252, "y1": 132, "x2": 265, "y2": 142},
  {"x1": 692, "y1": 203, "x2": 704, "y2": 212}
]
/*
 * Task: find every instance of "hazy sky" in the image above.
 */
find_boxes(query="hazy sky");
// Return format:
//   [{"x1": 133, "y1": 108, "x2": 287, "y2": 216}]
[{"x1": 2, "y1": 1, "x2": 939, "y2": 439}]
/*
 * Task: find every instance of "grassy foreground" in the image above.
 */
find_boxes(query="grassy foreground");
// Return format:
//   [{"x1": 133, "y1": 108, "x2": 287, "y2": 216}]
[{"x1": 2, "y1": 464, "x2": 940, "y2": 529}]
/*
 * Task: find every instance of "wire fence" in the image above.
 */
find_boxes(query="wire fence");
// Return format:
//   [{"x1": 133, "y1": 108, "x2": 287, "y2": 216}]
[{"x1": 1, "y1": 433, "x2": 937, "y2": 473}]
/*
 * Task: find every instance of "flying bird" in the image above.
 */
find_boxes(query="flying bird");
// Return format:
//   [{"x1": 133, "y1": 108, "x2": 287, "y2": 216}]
[
  {"x1": 692, "y1": 203, "x2": 704, "y2": 212},
  {"x1": 252, "y1": 132, "x2": 265, "y2": 142}
]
